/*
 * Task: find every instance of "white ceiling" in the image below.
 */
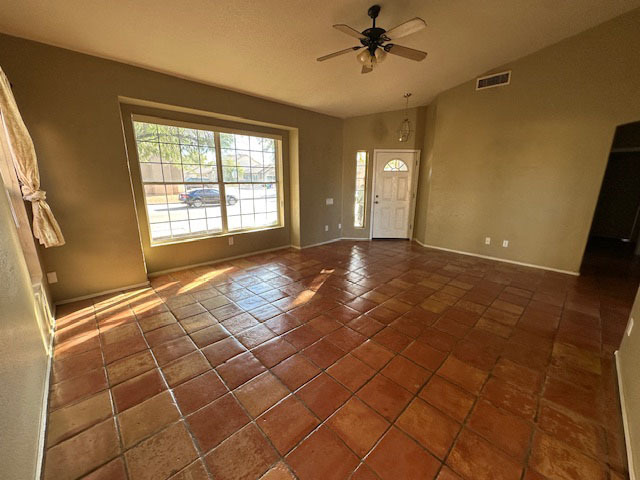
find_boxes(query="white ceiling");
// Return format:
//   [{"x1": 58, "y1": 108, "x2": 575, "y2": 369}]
[{"x1": 0, "y1": 0, "x2": 638, "y2": 118}]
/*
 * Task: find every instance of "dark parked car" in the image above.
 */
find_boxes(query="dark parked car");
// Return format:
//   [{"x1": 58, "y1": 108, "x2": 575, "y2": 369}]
[{"x1": 178, "y1": 188, "x2": 237, "y2": 207}]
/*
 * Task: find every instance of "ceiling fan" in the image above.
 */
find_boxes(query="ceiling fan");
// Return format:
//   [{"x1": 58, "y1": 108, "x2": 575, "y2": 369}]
[{"x1": 317, "y1": 4, "x2": 427, "y2": 74}]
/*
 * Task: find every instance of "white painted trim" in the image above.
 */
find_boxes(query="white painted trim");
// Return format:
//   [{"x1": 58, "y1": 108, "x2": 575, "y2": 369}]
[
  {"x1": 615, "y1": 350, "x2": 637, "y2": 480},
  {"x1": 35, "y1": 327, "x2": 54, "y2": 480},
  {"x1": 292, "y1": 238, "x2": 343, "y2": 250},
  {"x1": 413, "y1": 239, "x2": 580, "y2": 276},
  {"x1": 340, "y1": 237, "x2": 371, "y2": 241},
  {"x1": 149, "y1": 245, "x2": 293, "y2": 276},
  {"x1": 294, "y1": 237, "x2": 375, "y2": 250},
  {"x1": 55, "y1": 281, "x2": 151, "y2": 306},
  {"x1": 370, "y1": 149, "x2": 421, "y2": 240}
]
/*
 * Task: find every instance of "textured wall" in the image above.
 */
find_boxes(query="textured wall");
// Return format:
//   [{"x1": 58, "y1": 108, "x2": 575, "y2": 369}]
[
  {"x1": 413, "y1": 9, "x2": 640, "y2": 273},
  {"x1": 0, "y1": 173, "x2": 48, "y2": 479},
  {"x1": 617, "y1": 287, "x2": 640, "y2": 478}
]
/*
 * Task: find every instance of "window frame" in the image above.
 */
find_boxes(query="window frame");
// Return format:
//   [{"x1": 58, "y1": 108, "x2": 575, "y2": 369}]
[
  {"x1": 354, "y1": 150, "x2": 368, "y2": 229},
  {"x1": 130, "y1": 113, "x2": 285, "y2": 246}
]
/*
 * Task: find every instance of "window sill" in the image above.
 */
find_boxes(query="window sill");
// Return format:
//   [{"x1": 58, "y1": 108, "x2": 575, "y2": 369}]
[{"x1": 149, "y1": 224, "x2": 285, "y2": 248}]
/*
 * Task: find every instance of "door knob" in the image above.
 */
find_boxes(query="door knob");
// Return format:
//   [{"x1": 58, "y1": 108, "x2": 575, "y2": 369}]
[{"x1": 374, "y1": 201, "x2": 379, "y2": 204}]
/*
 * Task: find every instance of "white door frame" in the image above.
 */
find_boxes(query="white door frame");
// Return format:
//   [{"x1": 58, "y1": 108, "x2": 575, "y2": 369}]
[{"x1": 369, "y1": 149, "x2": 421, "y2": 240}]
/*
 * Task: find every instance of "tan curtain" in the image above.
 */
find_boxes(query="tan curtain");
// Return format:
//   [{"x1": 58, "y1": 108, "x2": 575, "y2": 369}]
[{"x1": 0, "y1": 67, "x2": 64, "y2": 247}]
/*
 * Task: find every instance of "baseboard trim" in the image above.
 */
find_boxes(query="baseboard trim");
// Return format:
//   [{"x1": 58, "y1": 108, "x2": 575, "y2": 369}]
[
  {"x1": 413, "y1": 239, "x2": 580, "y2": 276},
  {"x1": 149, "y1": 245, "x2": 294, "y2": 277},
  {"x1": 55, "y1": 281, "x2": 151, "y2": 306},
  {"x1": 292, "y1": 238, "x2": 342, "y2": 250},
  {"x1": 615, "y1": 350, "x2": 637, "y2": 480},
  {"x1": 36, "y1": 303, "x2": 55, "y2": 480},
  {"x1": 292, "y1": 237, "x2": 374, "y2": 250}
]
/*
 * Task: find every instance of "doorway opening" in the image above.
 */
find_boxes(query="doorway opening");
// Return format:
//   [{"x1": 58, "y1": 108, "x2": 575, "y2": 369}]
[
  {"x1": 581, "y1": 121, "x2": 640, "y2": 279},
  {"x1": 370, "y1": 149, "x2": 420, "y2": 239}
]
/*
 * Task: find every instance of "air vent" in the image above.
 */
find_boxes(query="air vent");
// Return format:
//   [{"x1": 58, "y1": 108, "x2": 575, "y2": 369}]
[{"x1": 476, "y1": 71, "x2": 511, "y2": 90}]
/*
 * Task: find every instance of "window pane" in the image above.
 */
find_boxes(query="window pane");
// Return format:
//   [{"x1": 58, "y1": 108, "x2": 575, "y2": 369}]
[
  {"x1": 179, "y1": 127, "x2": 199, "y2": 146},
  {"x1": 264, "y1": 152, "x2": 275, "y2": 167},
  {"x1": 383, "y1": 159, "x2": 408, "y2": 171},
  {"x1": 135, "y1": 122, "x2": 158, "y2": 142},
  {"x1": 235, "y1": 135, "x2": 250, "y2": 150},
  {"x1": 225, "y1": 183, "x2": 277, "y2": 231},
  {"x1": 201, "y1": 165, "x2": 217, "y2": 183},
  {"x1": 160, "y1": 143, "x2": 181, "y2": 164},
  {"x1": 140, "y1": 163, "x2": 163, "y2": 182},
  {"x1": 134, "y1": 120, "x2": 281, "y2": 243},
  {"x1": 198, "y1": 130, "x2": 215, "y2": 147},
  {"x1": 150, "y1": 222, "x2": 171, "y2": 241},
  {"x1": 262, "y1": 138, "x2": 275, "y2": 152},
  {"x1": 137, "y1": 142, "x2": 161, "y2": 163},
  {"x1": 181, "y1": 145, "x2": 200, "y2": 164},
  {"x1": 237, "y1": 151, "x2": 251, "y2": 167},
  {"x1": 163, "y1": 164, "x2": 183, "y2": 183},
  {"x1": 200, "y1": 147, "x2": 216, "y2": 166},
  {"x1": 223, "y1": 166, "x2": 238, "y2": 182},
  {"x1": 157, "y1": 124, "x2": 179, "y2": 143},
  {"x1": 354, "y1": 152, "x2": 367, "y2": 228}
]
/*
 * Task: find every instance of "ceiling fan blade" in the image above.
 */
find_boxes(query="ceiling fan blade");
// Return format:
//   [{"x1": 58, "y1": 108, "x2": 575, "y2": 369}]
[
  {"x1": 361, "y1": 65, "x2": 373, "y2": 74},
  {"x1": 383, "y1": 18, "x2": 426, "y2": 40},
  {"x1": 333, "y1": 24, "x2": 366, "y2": 40},
  {"x1": 317, "y1": 46, "x2": 362, "y2": 62},
  {"x1": 386, "y1": 44, "x2": 428, "y2": 61}
]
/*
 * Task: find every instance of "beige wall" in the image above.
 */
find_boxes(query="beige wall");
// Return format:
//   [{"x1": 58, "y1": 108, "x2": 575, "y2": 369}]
[
  {"x1": 0, "y1": 34, "x2": 343, "y2": 301},
  {"x1": 341, "y1": 107, "x2": 426, "y2": 239},
  {"x1": 413, "y1": 8, "x2": 640, "y2": 273},
  {"x1": 618, "y1": 286, "x2": 640, "y2": 478},
  {"x1": 0, "y1": 173, "x2": 49, "y2": 479}
]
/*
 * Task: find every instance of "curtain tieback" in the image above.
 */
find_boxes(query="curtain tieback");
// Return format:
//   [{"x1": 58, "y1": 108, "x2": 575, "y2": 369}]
[{"x1": 22, "y1": 187, "x2": 47, "y2": 202}]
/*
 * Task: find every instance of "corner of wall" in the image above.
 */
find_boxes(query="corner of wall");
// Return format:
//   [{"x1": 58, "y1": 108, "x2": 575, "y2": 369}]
[{"x1": 288, "y1": 129, "x2": 301, "y2": 248}]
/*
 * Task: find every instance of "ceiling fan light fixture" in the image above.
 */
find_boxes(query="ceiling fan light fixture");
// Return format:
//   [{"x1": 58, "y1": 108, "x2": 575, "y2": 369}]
[
  {"x1": 317, "y1": 5, "x2": 427, "y2": 73},
  {"x1": 374, "y1": 48, "x2": 387, "y2": 63},
  {"x1": 356, "y1": 49, "x2": 374, "y2": 66}
]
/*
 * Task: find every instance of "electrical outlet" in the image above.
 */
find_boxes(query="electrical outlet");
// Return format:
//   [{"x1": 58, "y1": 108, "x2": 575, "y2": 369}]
[
  {"x1": 47, "y1": 272, "x2": 58, "y2": 284},
  {"x1": 326, "y1": 198, "x2": 334, "y2": 205},
  {"x1": 324, "y1": 225, "x2": 329, "y2": 232},
  {"x1": 502, "y1": 240, "x2": 509, "y2": 247},
  {"x1": 338, "y1": 223, "x2": 342, "y2": 230},
  {"x1": 627, "y1": 317, "x2": 634, "y2": 337},
  {"x1": 485, "y1": 237, "x2": 491, "y2": 245},
  {"x1": 228, "y1": 236, "x2": 234, "y2": 246}
]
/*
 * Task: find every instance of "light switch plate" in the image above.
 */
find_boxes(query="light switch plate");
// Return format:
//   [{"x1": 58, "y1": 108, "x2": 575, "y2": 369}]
[
  {"x1": 502, "y1": 240, "x2": 509, "y2": 247},
  {"x1": 326, "y1": 198, "x2": 334, "y2": 205},
  {"x1": 485, "y1": 237, "x2": 491, "y2": 245},
  {"x1": 228, "y1": 236, "x2": 234, "y2": 246},
  {"x1": 47, "y1": 272, "x2": 58, "y2": 284}
]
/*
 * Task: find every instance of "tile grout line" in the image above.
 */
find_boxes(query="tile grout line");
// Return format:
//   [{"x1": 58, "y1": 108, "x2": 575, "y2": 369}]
[{"x1": 45, "y1": 240, "x2": 633, "y2": 480}]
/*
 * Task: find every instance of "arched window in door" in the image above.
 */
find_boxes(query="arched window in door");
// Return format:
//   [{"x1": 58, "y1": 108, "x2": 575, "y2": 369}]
[{"x1": 383, "y1": 159, "x2": 408, "y2": 172}]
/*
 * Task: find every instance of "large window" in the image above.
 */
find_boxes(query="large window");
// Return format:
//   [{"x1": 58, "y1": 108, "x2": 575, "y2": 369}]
[
  {"x1": 133, "y1": 119, "x2": 282, "y2": 244},
  {"x1": 354, "y1": 151, "x2": 368, "y2": 228}
]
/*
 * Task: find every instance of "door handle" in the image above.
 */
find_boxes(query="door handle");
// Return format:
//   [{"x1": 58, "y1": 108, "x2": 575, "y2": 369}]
[{"x1": 374, "y1": 201, "x2": 379, "y2": 204}]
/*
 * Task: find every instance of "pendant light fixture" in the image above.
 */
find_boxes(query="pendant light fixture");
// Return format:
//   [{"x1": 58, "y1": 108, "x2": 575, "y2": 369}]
[{"x1": 398, "y1": 93, "x2": 413, "y2": 143}]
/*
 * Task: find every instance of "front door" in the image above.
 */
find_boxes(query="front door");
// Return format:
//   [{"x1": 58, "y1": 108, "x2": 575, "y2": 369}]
[{"x1": 372, "y1": 150, "x2": 418, "y2": 239}]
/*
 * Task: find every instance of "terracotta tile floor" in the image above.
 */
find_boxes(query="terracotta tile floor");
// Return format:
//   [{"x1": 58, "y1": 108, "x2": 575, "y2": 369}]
[{"x1": 44, "y1": 240, "x2": 639, "y2": 480}]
